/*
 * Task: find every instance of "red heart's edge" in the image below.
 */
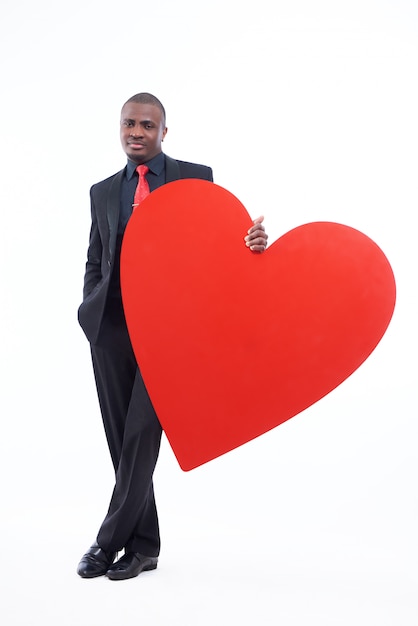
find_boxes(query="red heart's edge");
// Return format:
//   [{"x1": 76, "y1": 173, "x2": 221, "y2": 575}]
[{"x1": 121, "y1": 180, "x2": 396, "y2": 471}]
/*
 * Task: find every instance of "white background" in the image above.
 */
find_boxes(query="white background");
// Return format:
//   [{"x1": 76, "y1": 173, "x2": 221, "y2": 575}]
[{"x1": 1, "y1": 0, "x2": 417, "y2": 624}]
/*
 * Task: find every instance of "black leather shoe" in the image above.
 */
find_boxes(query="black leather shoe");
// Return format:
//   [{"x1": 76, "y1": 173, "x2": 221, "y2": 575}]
[
  {"x1": 77, "y1": 543, "x2": 117, "y2": 578},
  {"x1": 106, "y1": 552, "x2": 158, "y2": 580}
]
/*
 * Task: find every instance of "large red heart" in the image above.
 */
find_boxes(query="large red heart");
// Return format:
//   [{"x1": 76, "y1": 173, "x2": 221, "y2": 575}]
[{"x1": 121, "y1": 180, "x2": 396, "y2": 471}]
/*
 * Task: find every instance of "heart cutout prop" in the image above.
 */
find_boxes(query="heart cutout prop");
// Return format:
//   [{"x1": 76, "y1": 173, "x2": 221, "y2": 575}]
[{"x1": 121, "y1": 180, "x2": 396, "y2": 471}]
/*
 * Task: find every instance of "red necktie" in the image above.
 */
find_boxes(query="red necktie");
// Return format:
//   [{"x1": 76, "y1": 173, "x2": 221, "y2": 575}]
[{"x1": 133, "y1": 164, "x2": 150, "y2": 209}]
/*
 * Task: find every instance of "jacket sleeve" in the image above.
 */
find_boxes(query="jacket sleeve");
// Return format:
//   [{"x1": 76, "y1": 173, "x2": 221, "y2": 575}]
[{"x1": 82, "y1": 186, "x2": 103, "y2": 300}]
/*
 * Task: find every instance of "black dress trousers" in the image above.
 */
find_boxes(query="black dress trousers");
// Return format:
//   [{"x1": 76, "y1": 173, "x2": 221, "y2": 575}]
[{"x1": 90, "y1": 290, "x2": 162, "y2": 557}]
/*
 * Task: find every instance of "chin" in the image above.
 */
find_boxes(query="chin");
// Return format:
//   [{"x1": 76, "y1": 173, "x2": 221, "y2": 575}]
[{"x1": 127, "y1": 152, "x2": 146, "y2": 164}]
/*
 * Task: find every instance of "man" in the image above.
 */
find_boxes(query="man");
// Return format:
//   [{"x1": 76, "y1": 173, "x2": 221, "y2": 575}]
[{"x1": 77, "y1": 93, "x2": 268, "y2": 581}]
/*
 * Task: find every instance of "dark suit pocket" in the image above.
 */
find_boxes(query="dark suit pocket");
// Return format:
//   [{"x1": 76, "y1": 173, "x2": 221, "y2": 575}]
[{"x1": 78, "y1": 277, "x2": 109, "y2": 344}]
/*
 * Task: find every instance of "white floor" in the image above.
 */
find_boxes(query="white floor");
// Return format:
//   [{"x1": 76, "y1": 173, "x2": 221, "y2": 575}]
[
  {"x1": 2, "y1": 411, "x2": 417, "y2": 626},
  {"x1": 4, "y1": 531, "x2": 416, "y2": 626}
]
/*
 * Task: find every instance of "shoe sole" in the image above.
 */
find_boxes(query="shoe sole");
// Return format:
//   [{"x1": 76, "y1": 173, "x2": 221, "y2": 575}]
[
  {"x1": 106, "y1": 562, "x2": 158, "y2": 581},
  {"x1": 77, "y1": 569, "x2": 109, "y2": 578}
]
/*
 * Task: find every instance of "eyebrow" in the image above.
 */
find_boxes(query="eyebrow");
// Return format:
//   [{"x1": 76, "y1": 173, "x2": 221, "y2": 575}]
[{"x1": 122, "y1": 118, "x2": 155, "y2": 125}]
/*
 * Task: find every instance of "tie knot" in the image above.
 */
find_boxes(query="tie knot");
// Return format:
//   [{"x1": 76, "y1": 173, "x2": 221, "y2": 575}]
[{"x1": 136, "y1": 164, "x2": 149, "y2": 178}]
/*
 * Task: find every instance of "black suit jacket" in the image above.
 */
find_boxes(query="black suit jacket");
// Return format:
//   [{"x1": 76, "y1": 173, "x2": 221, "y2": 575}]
[{"x1": 78, "y1": 154, "x2": 213, "y2": 344}]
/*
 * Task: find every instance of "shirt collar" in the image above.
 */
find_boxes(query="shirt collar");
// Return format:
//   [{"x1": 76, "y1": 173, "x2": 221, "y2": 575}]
[{"x1": 126, "y1": 152, "x2": 165, "y2": 180}]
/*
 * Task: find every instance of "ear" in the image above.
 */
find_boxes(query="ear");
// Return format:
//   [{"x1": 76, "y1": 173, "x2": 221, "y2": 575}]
[{"x1": 162, "y1": 126, "x2": 168, "y2": 141}]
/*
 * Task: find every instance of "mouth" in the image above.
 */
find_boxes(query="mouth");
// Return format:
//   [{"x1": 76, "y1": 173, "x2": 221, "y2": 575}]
[{"x1": 128, "y1": 141, "x2": 146, "y2": 149}]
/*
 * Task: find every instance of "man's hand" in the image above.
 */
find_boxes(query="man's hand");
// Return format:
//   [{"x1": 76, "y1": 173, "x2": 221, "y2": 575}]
[{"x1": 244, "y1": 216, "x2": 268, "y2": 252}]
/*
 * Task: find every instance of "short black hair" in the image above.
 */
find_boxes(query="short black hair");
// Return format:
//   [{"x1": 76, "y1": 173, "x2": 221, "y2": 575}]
[{"x1": 123, "y1": 92, "x2": 166, "y2": 127}]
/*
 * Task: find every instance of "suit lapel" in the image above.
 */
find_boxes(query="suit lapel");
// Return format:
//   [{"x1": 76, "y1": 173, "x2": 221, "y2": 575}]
[
  {"x1": 164, "y1": 155, "x2": 181, "y2": 182},
  {"x1": 107, "y1": 169, "x2": 125, "y2": 260}
]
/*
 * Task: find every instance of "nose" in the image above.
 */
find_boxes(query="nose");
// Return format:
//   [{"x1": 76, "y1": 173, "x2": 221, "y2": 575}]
[{"x1": 130, "y1": 123, "x2": 144, "y2": 137}]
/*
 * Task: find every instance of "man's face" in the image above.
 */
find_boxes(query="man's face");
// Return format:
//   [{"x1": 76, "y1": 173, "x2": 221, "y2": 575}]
[{"x1": 120, "y1": 102, "x2": 167, "y2": 164}]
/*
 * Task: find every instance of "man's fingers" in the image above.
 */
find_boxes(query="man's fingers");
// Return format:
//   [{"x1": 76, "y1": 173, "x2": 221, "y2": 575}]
[{"x1": 244, "y1": 216, "x2": 268, "y2": 252}]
